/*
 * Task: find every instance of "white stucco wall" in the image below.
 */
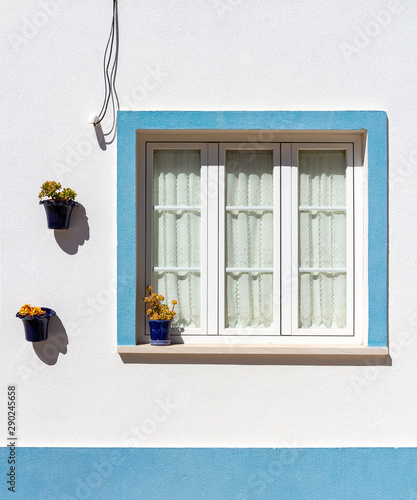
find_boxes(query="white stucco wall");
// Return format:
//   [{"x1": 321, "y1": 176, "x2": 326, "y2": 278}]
[{"x1": 1, "y1": 0, "x2": 417, "y2": 447}]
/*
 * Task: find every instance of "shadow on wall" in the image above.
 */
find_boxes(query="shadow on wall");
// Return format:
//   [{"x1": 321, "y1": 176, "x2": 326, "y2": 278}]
[
  {"x1": 94, "y1": 121, "x2": 107, "y2": 150},
  {"x1": 33, "y1": 314, "x2": 68, "y2": 365},
  {"x1": 54, "y1": 204, "x2": 89, "y2": 254}
]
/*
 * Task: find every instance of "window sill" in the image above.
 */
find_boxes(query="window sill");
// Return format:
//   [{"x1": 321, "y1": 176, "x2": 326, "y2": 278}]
[{"x1": 117, "y1": 344, "x2": 388, "y2": 364}]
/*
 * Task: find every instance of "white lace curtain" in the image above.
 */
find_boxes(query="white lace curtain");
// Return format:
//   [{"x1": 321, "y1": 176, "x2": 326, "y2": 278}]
[
  {"x1": 153, "y1": 148, "x2": 275, "y2": 330},
  {"x1": 298, "y1": 150, "x2": 347, "y2": 329},
  {"x1": 225, "y1": 150, "x2": 274, "y2": 329},
  {"x1": 152, "y1": 148, "x2": 347, "y2": 332},
  {"x1": 153, "y1": 150, "x2": 201, "y2": 328}
]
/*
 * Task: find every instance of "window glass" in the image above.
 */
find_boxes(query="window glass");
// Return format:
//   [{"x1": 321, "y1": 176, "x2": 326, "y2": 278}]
[
  {"x1": 152, "y1": 149, "x2": 201, "y2": 328},
  {"x1": 298, "y1": 150, "x2": 347, "y2": 329},
  {"x1": 225, "y1": 150, "x2": 274, "y2": 328}
]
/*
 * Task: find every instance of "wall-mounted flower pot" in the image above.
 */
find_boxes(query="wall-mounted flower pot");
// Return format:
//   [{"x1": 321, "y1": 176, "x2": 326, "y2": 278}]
[
  {"x1": 148, "y1": 320, "x2": 172, "y2": 346},
  {"x1": 16, "y1": 308, "x2": 56, "y2": 342},
  {"x1": 40, "y1": 200, "x2": 79, "y2": 229}
]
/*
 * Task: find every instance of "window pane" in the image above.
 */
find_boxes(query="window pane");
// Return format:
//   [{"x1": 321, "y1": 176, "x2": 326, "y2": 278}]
[
  {"x1": 299, "y1": 151, "x2": 346, "y2": 206},
  {"x1": 299, "y1": 273, "x2": 346, "y2": 329},
  {"x1": 153, "y1": 210, "x2": 200, "y2": 268},
  {"x1": 152, "y1": 270, "x2": 201, "y2": 328},
  {"x1": 226, "y1": 151, "x2": 274, "y2": 206},
  {"x1": 225, "y1": 150, "x2": 274, "y2": 329},
  {"x1": 226, "y1": 272, "x2": 273, "y2": 328},
  {"x1": 153, "y1": 150, "x2": 201, "y2": 205},
  {"x1": 298, "y1": 150, "x2": 347, "y2": 329},
  {"x1": 299, "y1": 211, "x2": 346, "y2": 268},
  {"x1": 153, "y1": 150, "x2": 201, "y2": 328}
]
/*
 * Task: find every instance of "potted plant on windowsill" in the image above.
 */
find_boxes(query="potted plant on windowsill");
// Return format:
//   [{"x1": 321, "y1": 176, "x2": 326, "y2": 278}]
[
  {"x1": 16, "y1": 304, "x2": 56, "y2": 342},
  {"x1": 143, "y1": 286, "x2": 177, "y2": 346},
  {"x1": 39, "y1": 181, "x2": 79, "y2": 229}
]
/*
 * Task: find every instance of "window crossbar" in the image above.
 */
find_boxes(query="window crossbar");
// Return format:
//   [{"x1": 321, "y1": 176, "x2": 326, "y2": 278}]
[
  {"x1": 153, "y1": 267, "x2": 200, "y2": 273},
  {"x1": 299, "y1": 267, "x2": 347, "y2": 273},
  {"x1": 299, "y1": 206, "x2": 346, "y2": 211},
  {"x1": 226, "y1": 206, "x2": 273, "y2": 211},
  {"x1": 154, "y1": 206, "x2": 201, "y2": 211},
  {"x1": 226, "y1": 267, "x2": 274, "y2": 273}
]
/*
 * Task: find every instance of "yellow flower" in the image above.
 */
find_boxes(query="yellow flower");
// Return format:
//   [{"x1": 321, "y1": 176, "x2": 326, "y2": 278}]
[
  {"x1": 143, "y1": 288, "x2": 177, "y2": 321},
  {"x1": 19, "y1": 304, "x2": 45, "y2": 316}
]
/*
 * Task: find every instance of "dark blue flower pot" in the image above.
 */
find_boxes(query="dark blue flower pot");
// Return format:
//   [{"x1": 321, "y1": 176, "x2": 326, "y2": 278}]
[
  {"x1": 16, "y1": 308, "x2": 56, "y2": 342},
  {"x1": 148, "y1": 320, "x2": 172, "y2": 346},
  {"x1": 40, "y1": 200, "x2": 79, "y2": 229}
]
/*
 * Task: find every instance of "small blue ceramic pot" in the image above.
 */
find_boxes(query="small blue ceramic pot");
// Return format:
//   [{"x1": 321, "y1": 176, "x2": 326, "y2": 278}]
[
  {"x1": 40, "y1": 200, "x2": 79, "y2": 230},
  {"x1": 148, "y1": 320, "x2": 172, "y2": 346},
  {"x1": 16, "y1": 308, "x2": 56, "y2": 342}
]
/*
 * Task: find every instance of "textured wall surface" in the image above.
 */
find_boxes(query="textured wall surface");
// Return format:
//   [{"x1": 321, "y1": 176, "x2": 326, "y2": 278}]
[
  {"x1": 2, "y1": 447, "x2": 417, "y2": 500},
  {"x1": 1, "y1": 0, "x2": 417, "y2": 453}
]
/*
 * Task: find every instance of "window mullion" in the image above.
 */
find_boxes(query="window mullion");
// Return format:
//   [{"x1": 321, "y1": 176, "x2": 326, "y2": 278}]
[
  {"x1": 273, "y1": 144, "x2": 281, "y2": 335},
  {"x1": 345, "y1": 145, "x2": 355, "y2": 336},
  {"x1": 207, "y1": 143, "x2": 219, "y2": 335},
  {"x1": 281, "y1": 143, "x2": 293, "y2": 335}
]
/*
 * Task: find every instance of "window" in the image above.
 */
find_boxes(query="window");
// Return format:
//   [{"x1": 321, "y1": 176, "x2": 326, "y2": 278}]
[
  {"x1": 117, "y1": 112, "x2": 387, "y2": 351},
  {"x1": 148, "y1": 143, "x2": 280, "y2": 338},
  {"x1": 143, "y1": 138, "x2": 362, "y2": 344}
]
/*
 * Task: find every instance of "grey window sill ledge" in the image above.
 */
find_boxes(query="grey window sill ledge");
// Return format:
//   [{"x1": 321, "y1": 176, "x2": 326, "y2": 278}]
[{"x1": 117, "y1": 344, "x2": 388, "y2": 364}]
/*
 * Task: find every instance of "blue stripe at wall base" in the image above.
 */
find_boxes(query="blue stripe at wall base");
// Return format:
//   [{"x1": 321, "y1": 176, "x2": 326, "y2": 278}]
[{"x1": 1, "y1": 447, "x2": 415, "y2": 500}]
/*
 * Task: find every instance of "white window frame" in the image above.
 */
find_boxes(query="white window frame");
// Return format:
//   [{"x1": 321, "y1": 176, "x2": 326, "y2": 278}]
[
  {"x1": 140, "y1": 132, "x2": 365, "y2": 346},
  {"x1": 218, "y1": 143, "x2": 281, "y2": 336},
  {"x1": 284, "y1": 143, "x2": 360, "y2": 337},
  {"x1": 146, "y1": 143, "x2": 209, "y2": 336}
]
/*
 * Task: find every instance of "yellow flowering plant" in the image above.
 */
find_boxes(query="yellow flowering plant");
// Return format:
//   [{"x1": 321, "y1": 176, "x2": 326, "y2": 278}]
[
  {"x1": 38, "y1": 181, "x2": 77, "y2": 201},
  {"x1": 143, "y1": 286, "x2": 177, "y2": 321},
  {"x1": 18, "y1": 304, "x2": 46, "y2": 317}
]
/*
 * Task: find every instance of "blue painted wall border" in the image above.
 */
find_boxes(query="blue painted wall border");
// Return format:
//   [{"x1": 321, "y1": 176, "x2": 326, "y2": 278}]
[
  {"x1": 117, "y1": 111, "x2": 387, "y2": 347},
  {"x1": 1, "y1": 447, "x2": 414, "y2": 499}
]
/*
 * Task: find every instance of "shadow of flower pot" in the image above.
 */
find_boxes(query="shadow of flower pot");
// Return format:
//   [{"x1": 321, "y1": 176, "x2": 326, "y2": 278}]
[
  {"x1": 54, "y1": 203, "x2": 90, "y2": 255},
  {"x1": 33, "y1": 314, "x2": 68, "y2": 365}
]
